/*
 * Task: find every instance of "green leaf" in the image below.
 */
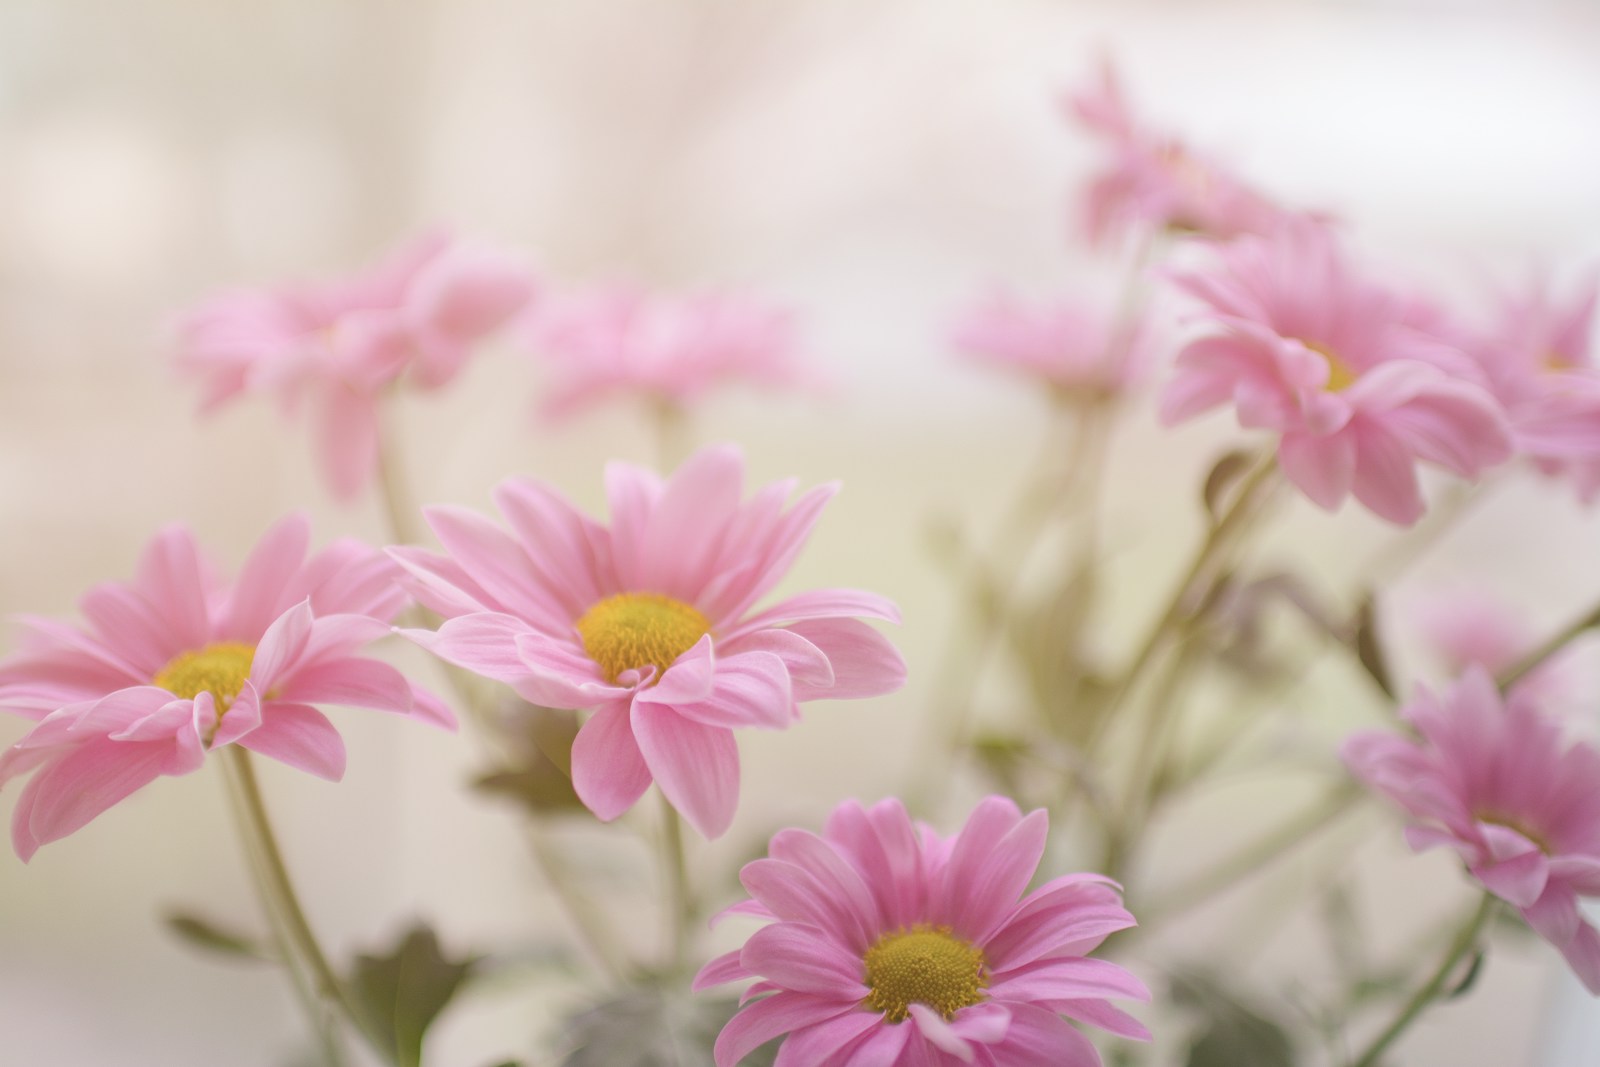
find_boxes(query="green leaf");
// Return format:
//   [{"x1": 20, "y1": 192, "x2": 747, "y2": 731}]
[
  {"x1": 163, "y1": 909, "x2": 276, "y2": 964},
  {"x1": 1352, "y1": 593, "x2": 1396, "y2": 699},
  {"x1": 558, "y1": 987, "x2": 778, "y2": 1067},
  {"x1": 472, "y1": 707, "x2": 588, "y2": 816},
  {"x1": 347, "y1": 923, "x2": 478, "y2": 1067},
  {"x1": 1171, "y1": 971, "x2": 1299, "y2": 1067},
  {"x1": 1202, "y1": 448, "x2": 1256, "y2": 522}
]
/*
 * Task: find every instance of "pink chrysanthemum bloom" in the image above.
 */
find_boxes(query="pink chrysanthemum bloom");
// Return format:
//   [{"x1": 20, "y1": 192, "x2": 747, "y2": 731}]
[
  {"x1": 1406, "y1": 588, "x2": 1570, "y2": 703},
  {"x1": 695, "y1": 796, "x2": 1150, "y2": 1066},
  {"x1": 1466, "y1": 273, "x2": 1600, "y2": 503},
  {"x1": 1343, "y1": 667, "x2": 1600, "y2": 992},
  {"x1": 176, "y1": 233, "x2": 535, "y2": 499},
  {"x1": 1066, "y1": 60, "x2": 1291, "y2": 246},
  {"x1": 528, "y1": 284, "x2": 821, "y2": 420},
  {"x1": 951, "y1": 290, "x2": 1156, "y2": 399},
  {"x1": 1160, "y1": 220, "x2": 1512, "y2": 525},
  {"x1": 389, "y1": 444, "x2": 906, "y2": 838},
  {"x1": 0, "y1": 516, "x2": 452, "y2": 860}
]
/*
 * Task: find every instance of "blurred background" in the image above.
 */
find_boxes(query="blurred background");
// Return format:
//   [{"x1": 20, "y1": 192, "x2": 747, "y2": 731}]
[{"x1": 1, "y1": 0, "x2": 1598, "y2": 1064}]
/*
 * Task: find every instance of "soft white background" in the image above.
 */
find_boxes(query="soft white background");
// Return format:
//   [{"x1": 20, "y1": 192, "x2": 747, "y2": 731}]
[{"x1": 1, "y1": 1, "x2": 1598, "y2": 1064}]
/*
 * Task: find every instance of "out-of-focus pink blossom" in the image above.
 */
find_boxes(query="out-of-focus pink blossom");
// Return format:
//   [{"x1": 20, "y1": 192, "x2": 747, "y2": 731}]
[
  {"x1": 1344, "y1": 667, "x2": 1600, "y2": 993},
  {"x1": 176, "y1": 234, "x2": 535, "y2": 499},
  {"x1": 527, "y1": 285, "x2": 821, "y2": 420},
  {"x1": 952, "y1": 290, "x2": 1156, "y2": 397},
  {"x1": 389, "y1": 444, "x2": 905, "y2": 839},
  {"x1": 695, "y1": 796, "x2": 1149, "y2": 1066},
  {"x1": 0, "y1": 515, "x2": 452, "y2": 860},
  {"x1": 1160, "y1": 220, "x2": 1512, "y2": 525},
  {"x1": 1406, "y1": 588, "x2": 1570, "y2": 703},
  {"x1": 1066, "y1": 60, "x2": 1294, "y2": 246}
]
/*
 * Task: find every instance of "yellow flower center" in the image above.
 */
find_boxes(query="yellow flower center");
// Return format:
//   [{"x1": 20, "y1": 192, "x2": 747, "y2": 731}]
[
  {"x1": 861, "y1": 925, "x2": 987, "y2": 1023},
  {"x1": 575, "y1": 593, "x2": 712, "y2": 684},
  {"x1": 1308, "y1": 341, "x2": 1358, "y2": 392},
  {"x1": 153, "y1": 641, "x2": 257, "y2": 709}
]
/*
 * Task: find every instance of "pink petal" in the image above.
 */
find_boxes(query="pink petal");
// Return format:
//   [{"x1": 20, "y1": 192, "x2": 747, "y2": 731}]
[
  {"x1": 631, "y1": 704, "x2": 740, "y2": 838},
  {"x1": 824, "y1": 798, "x2": 928, "y2": 931},
  {"x1": 277, "y1": 657, "x2": 416, "y2": 714},
  {"x1": 740, "y1": 923, "x2": 868, "y2": 997},
  {"x1": 714, "y1": 992, "x2": 855, "y2": 1067},
  {"x1": 133, "y1": 526, "x2": 213, "y2": 653},
  {"x1": 1049, "y1": 998, "x2": 1151, "y2": 1041},
  {"x1": 314, "y1": 383, "x2": 381, "y2": 501},
  {"x1": 938, "y1": 798, "x2": 1047, "y2": 942},
  {"x1": 603, "y1": 460, "x2": 664, "y2": 590},
  {"x1": 986, "y1": 957, "x2": 1151, "y2": 1004},
  {"x1": 989, "y1": 1003, "x2": 1102, "y2": 1067},
  {"x1": 836, "y1": 1021, "x2": 911, "y2": 1067},
  {"x1": 772, "y1": 1011, "x2": 882, "y2": 1067},
  {"x1": 13, "y1": 737, "x2": 181, "y2": 861},
  {"x1": 1278, "y1": 430, "x2": 1355, "y2": 511},
  {"x1": 950, "y1": 1002, "x2": 1012, "y2": 1046},
  {"x1": 784, "y1": 619, "x2": 906, "y2": 701},
  {"x1": 1350, "y1": 423, "x2": 1424, "y2": 525},
  {"x1": 250, "y1": 600, "x2": 315, "y2": 690},
  {"x1": 403, "y1": 613, "x2": 538, "y2": 683},
  {"x1": 1557, "y1": 919, "x2": 1600, "y2": 995},
  {"x1": 720, "y1": 628, "x2": 835, "y2": 691},
  {"x1": 666, "y1": 649, "x2": 794, "y2": 730},
  {"x1": 728, "y1": 590, "x2": 902, "y2": 641},
  {"x1": 694, "y1": 949, "x2": 753, "y2": 991},
  {"x1": 570, "y1": 701, "x2": 653, "y2": 822},
  {"x1": 237, "y1": 702, "x2": 347, "y2": 780},
  {"x1": 423, "y1": 505, "x2": 569, "y2": 631},
  {"x1": 492, "y1": 478, "x2": 611, "y2": 615},
  {"x1": 639, "y1": 444, "x2": 746, "y2": 600},
  {"x1": 634, "y1": 634, "x2": 719, "y2": 707},
  {"x1": 224, "y1": 513, "x2": 311, "y2": 639},
  {"x1": 909, "y1": 1004, "x2": 976, "y2": 1062}
]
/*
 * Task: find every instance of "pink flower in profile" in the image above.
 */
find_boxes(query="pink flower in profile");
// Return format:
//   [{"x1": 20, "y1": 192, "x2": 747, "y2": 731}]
[
  {"x1": 695, "y1": 796, "x2": 1149, "y2": 1066},
  {"x1": 176, "y1": 233, "x2": 535, "y2": 498},
  {"x1": 527, "y1": 284, "x2": 821, "y2": 420},
  {"x1": 1066, "y1": 59, "x2": 1292, "y2": 246},
  {"x1": 1343, "y1": 667, "x2": 1600, "y2": 992},
  {"x1": 1407, "y1": 588, "x2": 1571, "y2": 703},
  {"x1": 390, "y1": 444, "x2": 906, "y2": 838},
  {"x1": 0, "y1": 515, "x2": 453, "y2": 860},
  {"x1": 952, "y1": 289, "x2": 1156, "y2": 398},
  {"x1": 1465, "y1": 273, "x2": 1600, "y2": 503},
  {"x1": 1160, "y1": 220, "x2": 1512, "y2": 525}
]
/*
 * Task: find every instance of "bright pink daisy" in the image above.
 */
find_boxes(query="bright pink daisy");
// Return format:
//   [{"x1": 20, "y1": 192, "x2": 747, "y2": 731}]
[
  {"x1": 527, "y1": 284, "x2": 822, "y2": 420},
  {"x1": 176, "y1": 233, "x2": 535, "y2": 499},
  {"x1": 1343, "y1": 666, "x2": 1600, "y2": 992},
  {"x1": 951, "y1": 289, "x2": 1155, "y2": 398},
  {"x1": 695, "y1": 796, "x2": 1149, "y2": 1066},
  {"x1": 0, "y1": 515, "x2": 453, "y2": 860},
  {"x1": 1160, "y1": 220, "x2": 1512, "y2": 525},
  {"x1": 1067, "y1": 59, "x2": 1293, "y2": 247},
  {"x1": 389, "y1": 444, "x2": 906, "y2": 838}
]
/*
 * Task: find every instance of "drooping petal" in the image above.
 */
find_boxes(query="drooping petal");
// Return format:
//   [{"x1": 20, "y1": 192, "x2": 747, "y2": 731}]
[
  {"x1": 237, "y1": 702, "x2": 348, "y2": 781},
  {"x1": 570, "y1": 701, "x2": 652, "y2": 822},
  {"x1": 631, "y1": 704, "x2": 740, "y2": 838},
  {"x1": 740, "y1": 923, "x2": 868, "y2": 998},
  {"x1": 714, "y1": 992, "x2": 856, "y2": 1067}
]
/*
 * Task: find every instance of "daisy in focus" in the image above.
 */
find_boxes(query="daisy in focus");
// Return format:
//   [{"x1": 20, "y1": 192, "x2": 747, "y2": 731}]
[
  {"x1": 1160, "y1": 219, "x2": 1512, "y2": 524},
  {"x1": 952, "y1": 289, "x2": 1156, "y2": 400},
  {"x1": 0, "y1": 515, "x2": 453, "y2": 860},
  {"x1": 1343, "y1": 666, "x2": 1600, "y2": 992},
  {"x1": 176, "y1": 233, "x2": 535, "y2": 499},
  {"x1": 527, "y1": 283, "x2": 821, "y2": 421},
  {"x1": 390, "y1": 444, "x2": 906, "y2": 838},
  {"x1": 695, "y1": 796, "x2": 1149, "y2": 1066}
]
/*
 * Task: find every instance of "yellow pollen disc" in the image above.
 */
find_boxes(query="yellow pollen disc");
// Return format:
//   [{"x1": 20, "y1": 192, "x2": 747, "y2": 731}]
[
  {"x1": 1308, "y1": 341, "x2": 1358, "y2": 392},
  {"x1": 153, "y1": 642, "x2": 256, "y2": 709},
  {"x1": 861, "y1": 925, "x2": 988, "y2": 1023},
  {"x1": 575, "y1": 593, "x2": 712, "y2": 684}
]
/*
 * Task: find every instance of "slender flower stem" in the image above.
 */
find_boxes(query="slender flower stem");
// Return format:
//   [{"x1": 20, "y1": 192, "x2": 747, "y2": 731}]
[
  {"x1": 375, "y1": 411, "x2": 427, "y2": 548},
  {"x1": 1498, "y1": 600, "x2": 1600, "y2": 692},
  {"x1": 524, "y1": 828, "x2": 631, "y2": 981},
  {"x1": 1346, "y1": 893, "x2": 1497, "y2": 1067},
  {"x1": 659, "y1": 794, "x2": 694, "y2": 975},
  {"x1": 223, "y1": 748, "x2": 370, "y2": 1056}
]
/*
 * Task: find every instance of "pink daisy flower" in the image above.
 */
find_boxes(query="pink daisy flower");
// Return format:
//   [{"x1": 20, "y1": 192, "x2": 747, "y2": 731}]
[
  {"x1": 389, "y1": 444, "x2": 906, "y2": 838},
  {"x1": 694, "y1": 796, "x2": 1150, "y2": 1066},
  {"x1": 176, "y1": 233, "x2": 535, "y2": 499},
  {"x1": 1343, "y1": 666, "x2": 1600, "y2": 992},
  {"x1": 0, "y1": 515, "x2": 453, "y2": 860},
  {"x1": 951, "y1": 290, "x2": 1156, "y2": 398},
  {"x1": 528, "y1": 284, "x2": 821, "y2": 421},
  {"x1": 1160, "y1": 220, "x2": 1512, "y2": 525},
  {"x1": 1067, "y1": 60, "x2": 1292, "y2": 246},
  {"x1": 1406, "y1": 587, "x2": 1571, "y2": 703}
]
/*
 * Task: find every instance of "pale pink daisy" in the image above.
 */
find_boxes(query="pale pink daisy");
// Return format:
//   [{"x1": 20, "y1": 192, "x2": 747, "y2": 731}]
[
  {"x1": 1067, "y1": 59, "x2": 1292, "y2": 246},
  {"x1": 176, "y1": 233, "x2": 535, "y2": 498},
  {"x1": 389, "y1": 444, "x2": 906, "y2": 838},
  {"x1": 0, "y1": 515, "x2": 453, "y2": 860},
  {"x1": 951, "y1": 289, "x2": 1156, "y2": 398},
  {"x1": 695, "y1": 796, "x2": 1149, "y2": 1066},
  {"x1": 1343, "y1": 667, "x2": 1600, "y2": 992},
  {"x1": 1160, "y1": 220, "x2": 1512, "y2": 525},
  {"x1": 1406, "y1": 588, "x2": 1570, "y2": 703},
  {"x1": 528, "y1": 284, "x2": 821, "y2": 420}
]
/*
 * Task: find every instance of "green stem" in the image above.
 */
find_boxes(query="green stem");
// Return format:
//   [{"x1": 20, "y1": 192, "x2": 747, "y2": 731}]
[
  {"x1": 660, "y1": 794, "x2": 693, "y2": 974},
  {"x1": 1346, "y1": 893, "x2": 1497, "y2": 1067},
  {"x1": 524, "y1": 828, "x2": 630, "y2": 981},
  {"x1": 1498, "y1": 600, "x2": 1600, "y2": 692}
]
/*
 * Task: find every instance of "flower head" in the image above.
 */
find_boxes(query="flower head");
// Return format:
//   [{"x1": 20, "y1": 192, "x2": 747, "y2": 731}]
[
  {"x1": 1067, "y1": 59, "x2": 1292, "y2": 246},
  {"x1": 390, "y1": 444, "x2": 906, "y2": 838},
  {"x1": 0, "y1": 515, "x2": 453, "y2": 860},
  {"x1": 1160, "y1": 220, "x2": 1512, "y2": 524},
  {"x1": 951, "y1": 289, "x2": 1155, "y2": 398},
  {"x1": 1343, "y1": 667, "x2": 1600, "y2": 992},
  {"x1": 527, "y1": 284, "x2": 820, "y2": 420},
  {"x1": 1406, "y1": 587, "x2": 1571, "y2": 703},
  {"x1": 176, "y1": 233, "x2": 535, "y2": 499},
  {"x1": 695, "y1": 796, "x2": 1149, "y2": 1066}
]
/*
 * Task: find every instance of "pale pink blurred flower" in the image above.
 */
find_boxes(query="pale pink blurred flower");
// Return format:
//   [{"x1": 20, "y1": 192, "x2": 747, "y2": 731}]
[
  {"x1": 0, "y1": 516, "x2": 453, "y2": 860},
  {"x1": 390, "y1": 444, "x2": 905, "y2": 838},
  {"x1": 1160, "y1": 220, "x2": 1512, "y2": 525},
  {"x1": 1466, "y1": 273, "x2": 1600, "y2": 503},
  {"x1": 176, "y1": 234, "x2": 535, "y2": 499},
  {"x1": 951, "y1": 290, "x2": 1156, "y2": 397},
  {"x1": 695, "y1": 796, "x2": 1149, "y2": 1066},
  {"x1": 1344, "y1": 668, "x2": 1600, "y2": 992},
  {"x1": 1067, "y1": 60, "x2": 1293, "y2": 246},
  {"x1": 528, "y1": 284, "x2": 820, "y2": 420},
  {"x1": 1407, "y1": 588, "x2": 1569, "y2": 703}
]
